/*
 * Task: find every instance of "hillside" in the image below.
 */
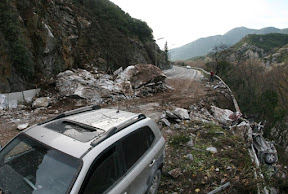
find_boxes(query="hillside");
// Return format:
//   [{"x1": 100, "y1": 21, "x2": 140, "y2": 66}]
[
  {"x1": 225, "y1": 33, "x2": 288, "y2": 67},
  {"x1": 234, "y1": 33, "x2": 288, "y2": 53},
  {"x1": 199, "y1": 33, "x2": 288, "y2": 161},
  {"x1": 170, "y1": 27, "x2": 288, "y2": 61},
  {"x1": 0, "y1": 0, "x2": 170, "y2": 93}
]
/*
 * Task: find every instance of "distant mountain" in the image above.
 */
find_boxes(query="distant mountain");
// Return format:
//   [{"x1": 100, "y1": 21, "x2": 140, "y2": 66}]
[{"x1": 169, "y1": 27, "x2": 288, "y2": 61}]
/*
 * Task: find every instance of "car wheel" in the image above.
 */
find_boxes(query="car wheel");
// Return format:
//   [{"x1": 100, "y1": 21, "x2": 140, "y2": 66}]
[
  {"x1": 264, "y1": 153, "x2": 277, "y2": 164},
  {"x1": 146, "y1": 170, "x2": 161, "y2": 194}
]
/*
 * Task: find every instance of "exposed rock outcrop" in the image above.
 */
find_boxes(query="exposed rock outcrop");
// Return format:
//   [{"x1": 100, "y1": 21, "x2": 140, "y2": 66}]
[{"x1": 0, "y1": 0, "x2": 170, "y2": 93}]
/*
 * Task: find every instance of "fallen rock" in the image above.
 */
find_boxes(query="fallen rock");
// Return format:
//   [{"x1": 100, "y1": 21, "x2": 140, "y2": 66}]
[
  {"x1": 160, "y1": 118, "x2": 171, "y2": 126},
  {"x1": 211, "y1": 106, "x2": 233, "y2": 125},
  {"x1": 32, "y1": 97, "x2": 50, "y2": 108},
  {"x1": 113, "y1": 79, "x2": 134, "y2": 97},
  {"x1": 165, "y1": 110, "x2": 179, "y2": 120},
  {"x1": 56, "y1": 69, "x2": 104, "y2": 101},
  {"x1": 172, "y1": 108, "x2": 190, "y2": 120},
  {"x1": 231, "y1": 121, "x2": 252, "y2": 145},
  {"x1": 206, "y1": 146, "x2": 218, "y2": 153},
  {"x1": 115, "y1": 64, "x2": 167, "y2": 97},
  {"x1": 189, "y1": 104, "x2": 214, "y2": 123},
  {"x1": 168, "y1": 168, "x2": 182, "y2": 179},
  {"x1": 187, "y1": 138, "x2": 194, "y2": 147},
  {"x1": 113, "y1": 67, "x2": 123, "y2": 77},
  {"x1": 118, "y1": 64, "x2": 166, "y2": 89},
  {"x1": 56, "y1": 66, "x2": 167, "y2": 101},
  {"x1": 186, "y1": 154, "x2": 194, "y2": 161},
  {"x1": 17, "y1": 123, "x2": 29, "y2": 131}
]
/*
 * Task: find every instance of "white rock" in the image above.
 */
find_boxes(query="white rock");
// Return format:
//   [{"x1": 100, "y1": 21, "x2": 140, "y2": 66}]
[
  {"x1": 160, "y1": 118, "x2": 171, "y2": 127},
  {"x1": 206, "y1": 146, "x2": 218, "y2": 153},
  {"x1": 17, "y1": 123, "x2": 29, "y2": 131},
  {"x1": 172, "y1": 108, "x2": 190, "y2": 120},
  {"x1": 113, "y1": 67, "x2": 123, "y2": 76},
  {"x1": 32, "y1": 97, "x2": 50, "y2": 108},
  {"x1": 211, "y1": 106, "x2": 233, "y2": 125}
]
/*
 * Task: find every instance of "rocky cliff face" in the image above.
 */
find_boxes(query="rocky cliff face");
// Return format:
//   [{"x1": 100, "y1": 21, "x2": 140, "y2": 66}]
[{"x1": 0, "y1": 0, "x2": 169, "y2": 93}]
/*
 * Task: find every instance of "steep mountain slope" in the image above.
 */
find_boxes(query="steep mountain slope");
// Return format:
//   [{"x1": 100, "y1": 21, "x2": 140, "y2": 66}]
[
  {"x1": 229, "y1": 33, "x2": 288, "y2": 64},
  {"x1": 170, "y1": 27, "x2": 288, "y2": 61},
  {"x1": 0, "y1": 0, "x2": 169, "y2": 93}
]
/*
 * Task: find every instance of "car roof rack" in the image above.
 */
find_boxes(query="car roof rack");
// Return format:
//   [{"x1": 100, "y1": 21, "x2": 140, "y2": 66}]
[
  {"x1": 39, "y1": 105, "x2": 101, "y2": 125},
  {"x1": 90, "y1": 113, "x2": 146, "y2": 147}
]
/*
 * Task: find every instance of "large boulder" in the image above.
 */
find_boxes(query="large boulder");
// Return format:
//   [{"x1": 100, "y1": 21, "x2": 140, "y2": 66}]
[
  {"x1": 230, "y1": 121, "x2": 253, "y2": 145},
  {"x1": 56, "y1": 69, "x2": 108, "y2": 102},
  {"x1": 211, "y1": 106, "x2": 233, "y2": 125},
  {"x1": 32, "y1": 97, "x2": 50, "y2": 108},
  {"x1": 117, "y1": 64, "x2": 166, "y2": 89},
  {"x1": 172, "y1": 108, "x2": 190, "y2": 120},
  {"x1": 115, "y1": 64, "x2": 167, "y2": 97}
]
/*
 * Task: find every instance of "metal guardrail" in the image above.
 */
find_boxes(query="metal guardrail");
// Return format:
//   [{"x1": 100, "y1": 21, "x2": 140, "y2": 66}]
[
  {"x1": 190, "y1": 66, "x2": 271, "y2": 194},
  {"x1": 190, "y1": 67, "x2": 241, "y2": 114}
]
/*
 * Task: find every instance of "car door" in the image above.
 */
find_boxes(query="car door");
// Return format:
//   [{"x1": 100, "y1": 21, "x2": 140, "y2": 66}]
[
  {"x1": 119, "y1": 126, "x2": 156, "y2": 194},
  {"x1": 79, "y1": 126, "x2": 157, "y2": 194},
  {"x1": 80, "y1": 143, "x2": 126, "y2": 194}
]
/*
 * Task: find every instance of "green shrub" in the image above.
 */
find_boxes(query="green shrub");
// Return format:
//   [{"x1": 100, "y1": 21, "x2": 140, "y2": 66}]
[
  {"x1": 0, "y1": 0, "x2": 34, "y2": 78},
  {"x1": 85, "y1": 0, "x2": 153, "y2": 40},
  {"x1": 169, "y1": 134, "x2": 190, "y2": 146}
]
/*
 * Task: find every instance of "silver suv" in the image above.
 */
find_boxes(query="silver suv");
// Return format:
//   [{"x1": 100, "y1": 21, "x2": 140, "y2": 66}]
[{"x1": 0, "y1": 105, "x2": 165, "y2": 194}]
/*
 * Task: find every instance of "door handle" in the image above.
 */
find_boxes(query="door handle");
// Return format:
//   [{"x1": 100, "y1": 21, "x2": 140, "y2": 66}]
[{"x1": 149, "y1": 159, "x2": 156, "y2": 167}]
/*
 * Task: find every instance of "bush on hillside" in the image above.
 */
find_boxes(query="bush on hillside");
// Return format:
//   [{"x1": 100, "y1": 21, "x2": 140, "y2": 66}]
[
  {"x1": 84, "y1": 0, "x2": 153, "y2": 40},
  {"x1": 0, "y1": 0, "x2": 34, "y2": 78}
]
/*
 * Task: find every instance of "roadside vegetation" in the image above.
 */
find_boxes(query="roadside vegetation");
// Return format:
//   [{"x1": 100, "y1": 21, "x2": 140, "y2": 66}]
[
  {"x1": 178, "y1": 35, "x2": 288, "y2": 149},
  {"x1": 173, "y1": 34, "x2": 288, "y2": 193},
  {"x1": 159, "y1": 121, "x2": 258, "y2": 193}
]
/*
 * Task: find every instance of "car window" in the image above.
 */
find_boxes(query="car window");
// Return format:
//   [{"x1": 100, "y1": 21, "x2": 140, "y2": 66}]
[
  {"x1": 122, "y1": 126, "x2": 155, "y2": 170},
  {"x1": 0, "y1": 134, "x2": 82, "y2": 194},
  {"x1": 82, "y1": 146, "x2": 124, "y2": 194}
]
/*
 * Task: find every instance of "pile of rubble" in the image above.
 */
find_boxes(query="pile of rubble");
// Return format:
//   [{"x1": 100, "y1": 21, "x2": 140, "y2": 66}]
[
  {"x1": 160, "y1": 104, "x2": 237, "y2": 128},
  {"x1": 56, "y1": 64, "x2": 167, "y2": 104},
  {"x1": 160, "y1": 103, "x2": 278, "y2": 166},
  {"x1": 159, "y1": 104, "x2": 283, "y2": 193}
]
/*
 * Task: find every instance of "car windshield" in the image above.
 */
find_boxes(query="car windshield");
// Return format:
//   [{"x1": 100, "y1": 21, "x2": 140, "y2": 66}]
[{"x1": 0, "y1": 134, "x2": 82, "y2": 194}]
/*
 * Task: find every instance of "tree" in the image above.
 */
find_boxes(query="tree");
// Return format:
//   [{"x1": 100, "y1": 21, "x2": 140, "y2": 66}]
[
  {"x1": 207, "y1": 44, "x2": 231, "y2": 75},
  {"x1": 164, "y1": 41, "x2": 169, "y2": 63}
]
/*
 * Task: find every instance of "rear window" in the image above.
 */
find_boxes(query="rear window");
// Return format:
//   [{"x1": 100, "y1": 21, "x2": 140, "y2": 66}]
[{"x1": 0, "y1": 134, "x2": 82, "y2": 193}]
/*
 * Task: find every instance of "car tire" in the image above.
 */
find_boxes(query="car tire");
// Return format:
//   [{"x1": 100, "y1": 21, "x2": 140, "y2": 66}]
[
  {"x1": 146, "y1": 170, "x2": 161, "y2": 194},
  {"x1": 264, "y1": 153, "x2": 277, "y2": 164}
]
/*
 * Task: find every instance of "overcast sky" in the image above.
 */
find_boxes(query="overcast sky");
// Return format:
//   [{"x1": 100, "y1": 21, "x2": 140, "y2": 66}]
[{"x1": 110, "y1": 0, "x2": 288, "y2": 49}]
